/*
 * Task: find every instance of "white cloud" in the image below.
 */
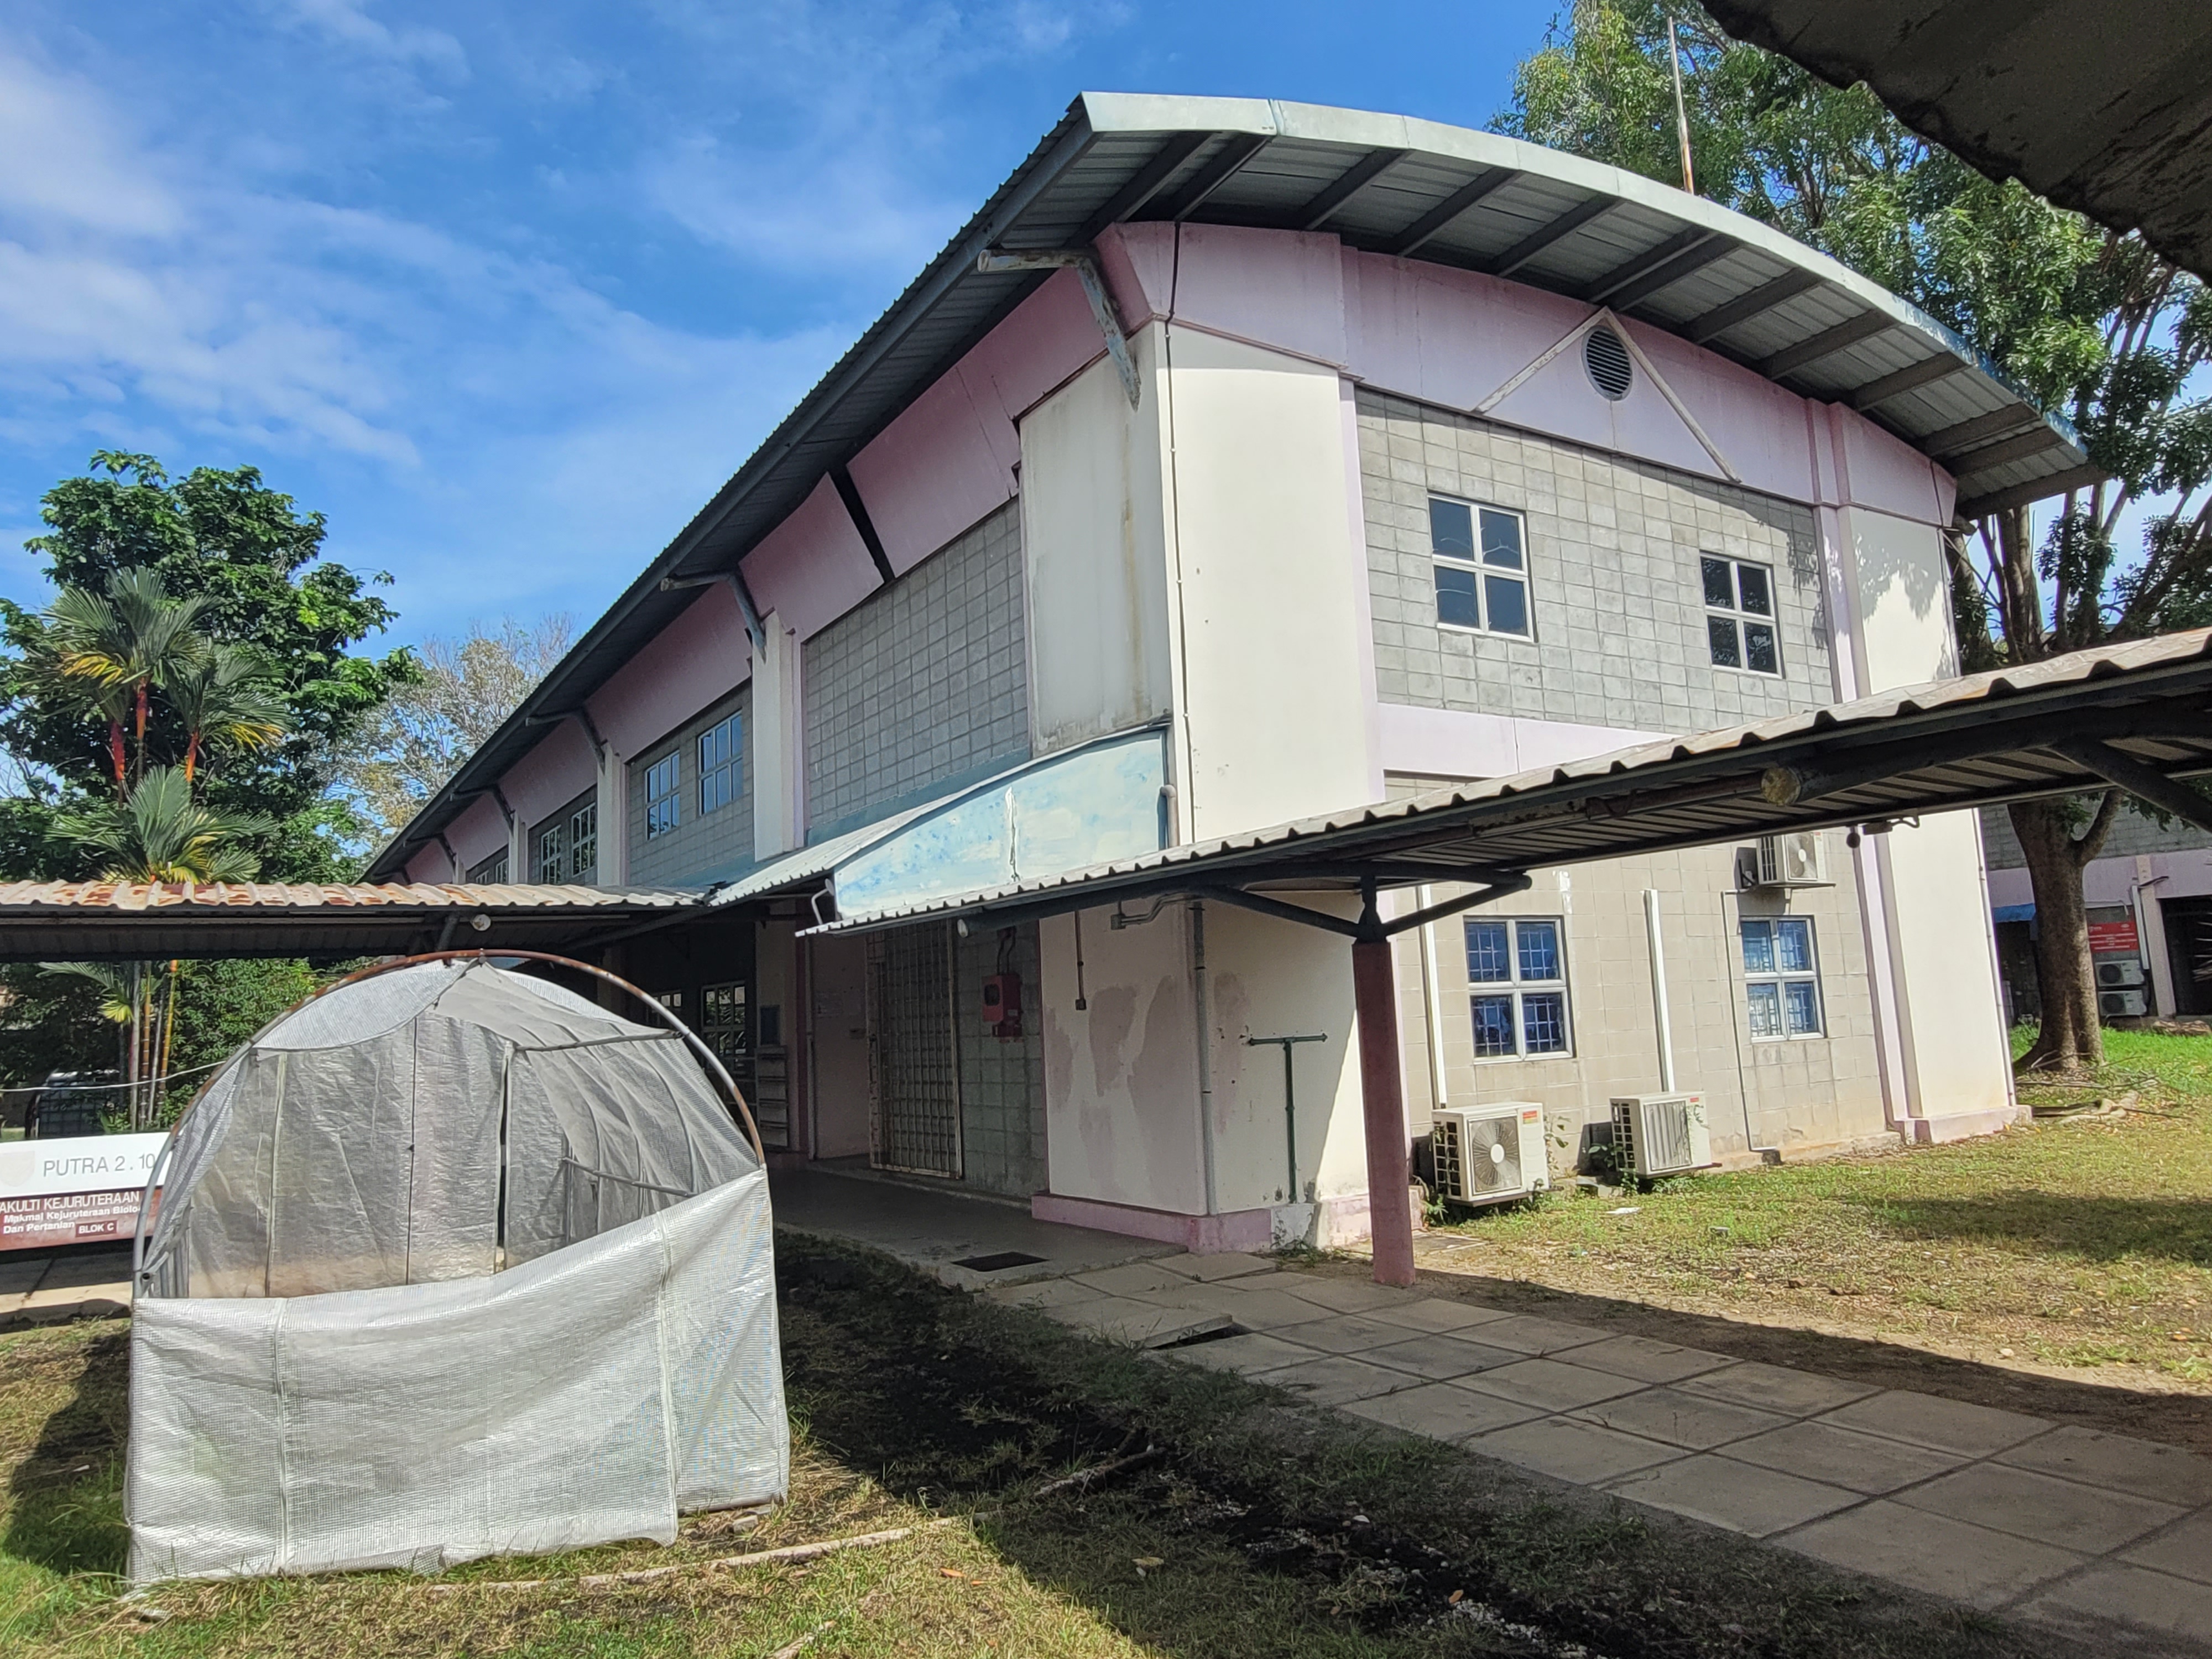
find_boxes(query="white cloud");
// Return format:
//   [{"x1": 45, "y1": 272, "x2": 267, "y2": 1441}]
[
  {"x1": 268, "y1": 0, "x2": 467, "y2": 77},
  {"x1": 0, "y1": 51, "x2": 180, "y2": 236}
]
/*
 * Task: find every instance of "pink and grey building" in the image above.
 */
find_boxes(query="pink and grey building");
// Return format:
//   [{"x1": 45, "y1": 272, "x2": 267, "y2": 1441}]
[{"x1": 372, "y1": 96, "x2": 2095, "y2": 1250}]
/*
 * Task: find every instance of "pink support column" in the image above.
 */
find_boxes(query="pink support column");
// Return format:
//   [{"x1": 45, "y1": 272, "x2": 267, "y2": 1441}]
[{"x1": 1352, "y1": 935, "x2": 1417, "y2": 1287}]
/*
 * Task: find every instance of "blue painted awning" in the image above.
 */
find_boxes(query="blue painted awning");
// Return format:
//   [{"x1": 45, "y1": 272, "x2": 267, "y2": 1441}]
[{"x1": 1991, "y1": 904, "x2": 2036, "y2": 924}]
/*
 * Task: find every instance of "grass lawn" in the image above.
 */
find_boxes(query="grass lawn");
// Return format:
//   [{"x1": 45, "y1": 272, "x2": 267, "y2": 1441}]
[
  {"x1": 1, "y1": 1238, "x2": 2084, "y2": 1659},
  {"x1": 1421, "y1": 1029, "x2": 2212, "y2": 1427}
]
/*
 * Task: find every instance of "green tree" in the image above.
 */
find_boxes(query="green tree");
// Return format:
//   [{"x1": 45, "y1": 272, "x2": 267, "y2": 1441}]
[
  {"x1": 1499, "y1": 2, "x2": 2212, "y2": 1071},
  {"x1": 0, "y1": 452, "x2": 415, "y2": 880}
]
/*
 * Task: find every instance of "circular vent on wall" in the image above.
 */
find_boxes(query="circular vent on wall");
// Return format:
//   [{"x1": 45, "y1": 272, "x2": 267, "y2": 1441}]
[{"x1": 1584, "y1": 325, "x2": 1634, "y2": 400}]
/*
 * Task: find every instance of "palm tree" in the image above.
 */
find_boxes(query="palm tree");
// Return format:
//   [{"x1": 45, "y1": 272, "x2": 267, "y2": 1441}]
[
  {"x1": 56, "y1": 765, "x2": 275, "y2": 884},
  {"x1": 44, "y1": 570, "x2": 209, "y2": 791},
  {"x1": 165, "y1": 646, "x2": 289, "y2": 782}
]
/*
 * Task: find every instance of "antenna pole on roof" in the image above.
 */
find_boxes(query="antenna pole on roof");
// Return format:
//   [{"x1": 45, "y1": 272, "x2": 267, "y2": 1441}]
[{"x1": 1669, "y1": 17, "x2": 1697, "y2": 197}]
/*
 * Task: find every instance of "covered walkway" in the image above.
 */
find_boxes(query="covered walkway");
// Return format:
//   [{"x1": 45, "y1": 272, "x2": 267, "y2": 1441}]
[{"x1": 768, "y1": 1164, "x2": 1171, "y2": 1292}]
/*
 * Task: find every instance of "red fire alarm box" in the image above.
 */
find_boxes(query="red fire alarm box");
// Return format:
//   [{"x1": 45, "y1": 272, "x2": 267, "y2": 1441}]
[{"x1": 982, "y1": 973, "x2": 1022, "y2": 1041}]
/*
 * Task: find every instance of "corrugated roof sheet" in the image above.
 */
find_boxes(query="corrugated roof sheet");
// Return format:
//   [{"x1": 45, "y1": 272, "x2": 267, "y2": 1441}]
[
  {"x1": 1705, "y1": 0, "x2": 2212, "y2": 284},
  {"x1": 803, "y1": 629, "x2": 2212, "y2": 935},
  {"x1": 0, "y1": 881, "x2": 695, "y2": 913},
  {"x1": 369, "y1": 92, "x2": 2096, "y2": 881}
]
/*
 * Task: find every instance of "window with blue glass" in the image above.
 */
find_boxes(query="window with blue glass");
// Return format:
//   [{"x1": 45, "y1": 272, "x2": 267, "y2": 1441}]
[
  {"x1": 1741, "y1": 916, "x2": 1823, "y2": 1038},
  {"x1": 1464, "y1": 916, "x2": 1572, "y2": 1060},
  {"x1": 1430, "y1": 498, "x2": 1532, "y2": 638},
  {"x1": 698, "y1": 713, "x2": 742, "y2": 815},
  {"x1": 644, "y1": 752, "x2": 681, "y2": 838}
]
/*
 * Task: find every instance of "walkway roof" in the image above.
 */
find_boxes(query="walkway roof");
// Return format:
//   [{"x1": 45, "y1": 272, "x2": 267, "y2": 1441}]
[
  {"x1": 1705, "y1": 1, "x2": 2212, "y2": 283},
  {"x1": 26, "y1": 635, "x2": 2212, "y2": 959},
  {"x1": 802, "y1": 630, "x2": 2212, "y2": 938},
  {"x1": 0, "y1": 881, "x2": 695, "y2": 964},
  {"x1": 368, "y1": 92, "x2": 2094, "y2": 882}
]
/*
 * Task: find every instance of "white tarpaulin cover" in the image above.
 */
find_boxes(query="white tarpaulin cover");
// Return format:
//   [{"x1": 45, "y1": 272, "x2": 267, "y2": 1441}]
[{"x1": 126, "y1": 959, "x2": 787, "y2": 1582}]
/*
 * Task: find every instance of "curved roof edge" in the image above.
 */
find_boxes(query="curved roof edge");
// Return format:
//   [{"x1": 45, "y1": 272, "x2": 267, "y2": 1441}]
[{"x1": 369, "y1": 91, "x2": 2096, "y2": 880}]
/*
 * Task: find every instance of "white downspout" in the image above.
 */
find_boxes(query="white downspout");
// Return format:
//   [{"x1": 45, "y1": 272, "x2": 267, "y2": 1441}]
[
  {"x1": 1644, "y1": 888, "x2": 1677, "y2": 1093},
  {"x1": 1417, "y1": 884, "x2": 1448, "y2": 1107}
]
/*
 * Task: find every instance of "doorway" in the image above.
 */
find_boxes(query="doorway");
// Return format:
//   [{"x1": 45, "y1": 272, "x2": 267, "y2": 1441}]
[{"x1": 867, "y1": 924, "x2": 963, "y2": 1177}]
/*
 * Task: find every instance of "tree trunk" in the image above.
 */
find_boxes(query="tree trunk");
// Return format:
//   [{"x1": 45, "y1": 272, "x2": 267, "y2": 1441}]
[{"x1": 2010, "y1": 797, "x2": 2102, "y2": 1071}]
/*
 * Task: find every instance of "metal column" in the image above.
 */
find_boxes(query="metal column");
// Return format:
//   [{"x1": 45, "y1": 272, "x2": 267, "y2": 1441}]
[{"x1": 1352, "y1": 935, "x2": 1417, "y2": 1287}]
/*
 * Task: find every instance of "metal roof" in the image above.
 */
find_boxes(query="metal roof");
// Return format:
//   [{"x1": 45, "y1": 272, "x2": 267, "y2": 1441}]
[
  {"x1": 368, "y1": 91, "x2": 2097, "y2": 881},
  {"x1": 802, "y1": 629, "x2": 2212, "y2": 937},
  {"x1": 1705, "y1": 0, "x2": 2212, "y2": 283},
  {"x1": 0, "y1": 880, "x2": 700, "y2": 963}
]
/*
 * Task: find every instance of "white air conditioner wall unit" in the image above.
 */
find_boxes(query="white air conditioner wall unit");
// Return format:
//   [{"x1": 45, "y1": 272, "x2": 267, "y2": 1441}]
[
  {"x1": 2095, "y1": 959, "x2": 2145, "y2": 988},
  {"x1": 1610, "y1": 1093, "x2": 1715, "y2": 1178},
  {"x1": 1431, "y1": 1103, "x2": 1549, "y2": 1207},
  {"x1": 2099, "y1": 989, "x2": 2148, "y2": 1018},
  {"x1": 1752, "y1": 831, "x2": 1830, "y2": 888}
]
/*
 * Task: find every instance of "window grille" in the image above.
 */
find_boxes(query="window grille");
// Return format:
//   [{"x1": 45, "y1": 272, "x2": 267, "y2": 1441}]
[
  {"x1": 1742, "y1": 917, "x2": 1824, "y2": 1037},
  {"x1": 1464, "y1": 917, "x2": 1572, "y2": 1059}
]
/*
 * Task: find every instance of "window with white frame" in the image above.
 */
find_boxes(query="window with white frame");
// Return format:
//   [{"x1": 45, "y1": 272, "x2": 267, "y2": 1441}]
[
  {"x1": 1430, "y1": 498, "x2": 1532, "y2": 638},
  {"x1": 1741, "y1": 917, "x2": 1823, "y2": 1038},
  {"x1": 1464, "y1": 917, "x2": 1572, "y2": 1058},
  {"x1": 466, "y1": 849, "x2": 508, "y2": 884},
  {"x1": 645, "y1": 752, "x2": 681, "y2": 838},
  {"x1": 533, "y1": 792, "x2": 596, "y2": 883},
  {"x1": 699, "y1": 712, "x2": 741, "y2": 815},
  {"x1": 1703, "y1": 555, "x2": 1781, "y2": 675}
]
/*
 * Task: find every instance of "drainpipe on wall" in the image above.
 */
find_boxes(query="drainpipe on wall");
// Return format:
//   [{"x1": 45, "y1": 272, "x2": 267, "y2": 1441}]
[
  {"x1": 1416, "y1": 884, "x2": 1448, "y2": 1107},
  {"x1": 1190, "y1": 899, "x2": 1218, "y2": 1217},
  {"x1": 1644, "y1": 888, "x2": 1677, "y2": 1093}
]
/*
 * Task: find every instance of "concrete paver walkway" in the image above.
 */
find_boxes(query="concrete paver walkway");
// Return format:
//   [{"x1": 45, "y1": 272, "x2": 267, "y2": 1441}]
[{"x1": 992, "y1": 1253, "x2": 2212, "y2": 1651}]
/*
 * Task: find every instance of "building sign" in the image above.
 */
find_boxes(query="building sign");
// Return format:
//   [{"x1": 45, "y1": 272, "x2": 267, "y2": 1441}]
[
  {"x1": 2088, "y1": 920, "x2": 2142, "y2": 957},
  {"x1": 0, "y1": 1132, "x2": 167, "y2": 1253}
]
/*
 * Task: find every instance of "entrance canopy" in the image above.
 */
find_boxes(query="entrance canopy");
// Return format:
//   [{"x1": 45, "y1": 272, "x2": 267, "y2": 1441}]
[{"x1": 805, "y1": 629, "x2": 2212, "y2": 939}]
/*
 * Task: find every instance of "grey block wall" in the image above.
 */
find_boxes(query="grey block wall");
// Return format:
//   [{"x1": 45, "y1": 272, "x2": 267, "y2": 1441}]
[
  {"x1": 626, "y1": 685, "x2": 754, "y2": 888},
  {"x1": 953, "y1": 920, "x2": 1046, "y2": 1198},
  {"x1": 1979, "y1": 801, "x2": 2212, "y2": 869},
  {"x1": 802, "y1": 501, "x2": 1029, "y2": 839},
  {"x1": 1358, "y1": 390, "x2": 1831, "y2": 734}
]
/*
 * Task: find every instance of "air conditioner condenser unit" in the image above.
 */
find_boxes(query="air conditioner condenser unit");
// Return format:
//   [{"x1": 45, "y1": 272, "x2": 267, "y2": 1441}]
[
  {"x1": 1610, "y1": 1093, "x2": 1715, "y2": 1179},
  {"x1": 2094, "y1": 959, "x2": 2145, "y2": 989},
  {"x1": 2099, "y1": 989, "x2": 2148, "y2": 1018},
  {"x1": 1751, "y1": 831, "x2": 1830, "y2": 888},
  {"x1": 1431, "y1": 1103, "x2": 1548, "y2": 1207}
]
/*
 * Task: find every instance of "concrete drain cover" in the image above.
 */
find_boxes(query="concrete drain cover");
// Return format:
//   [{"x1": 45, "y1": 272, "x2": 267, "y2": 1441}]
[{"x1": 950, "y1": 1251, "x2": 1048, "y2": 1273}]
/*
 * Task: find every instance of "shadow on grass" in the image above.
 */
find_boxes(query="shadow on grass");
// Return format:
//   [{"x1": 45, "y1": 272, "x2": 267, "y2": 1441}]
[
  {"x1": 2, "y1": 1326, "x2": 130, "y2": 1579},
  {"x1": 1838, "y1": 1193, "x2": 2212, "y2": 1266},
  {"x1": 776, "y1": 1238, "x2": 2070, "y2": 1659}
]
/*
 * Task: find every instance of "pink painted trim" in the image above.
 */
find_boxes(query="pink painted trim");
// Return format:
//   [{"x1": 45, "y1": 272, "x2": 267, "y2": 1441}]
[
  {"x1": 587, "y1": 583, "x2": 750, "y2": 760},
  {"x1": 1031, "y1": 1192, "x2": 1276, "y2": 1254},
  {"x1": 500, "y1": 719, "x2": 596, "y2": 830}
]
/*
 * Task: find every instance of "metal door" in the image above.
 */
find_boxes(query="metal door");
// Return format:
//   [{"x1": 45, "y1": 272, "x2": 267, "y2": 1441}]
[{"x1": 867, "y1": 924, "x2": 963, "y2": 1177}]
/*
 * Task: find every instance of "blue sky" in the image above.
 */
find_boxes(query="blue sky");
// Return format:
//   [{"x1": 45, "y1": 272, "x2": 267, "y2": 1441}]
[{"x1": 0, "y1": 1, "x2": 1561, "y2": 649}]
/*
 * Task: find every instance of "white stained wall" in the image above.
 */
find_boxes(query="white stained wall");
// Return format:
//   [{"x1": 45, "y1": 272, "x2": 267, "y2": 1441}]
[
  {"x1": 1836, "y1": 504, "x2": 2014, "y2": 1126},
  {"x1": 1159, "y1": 326, "x2": 1379, "y2": 839},
  {"x1": 1020, "y1": 340, "x2": 1176, "y2": 757},
  {"x1": 1037, "y1": 905, "x2": 1206, "y2": 1215},
  {"x1": 1197, "y1": 897, "x2": 1371, "y2": 1214}
]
